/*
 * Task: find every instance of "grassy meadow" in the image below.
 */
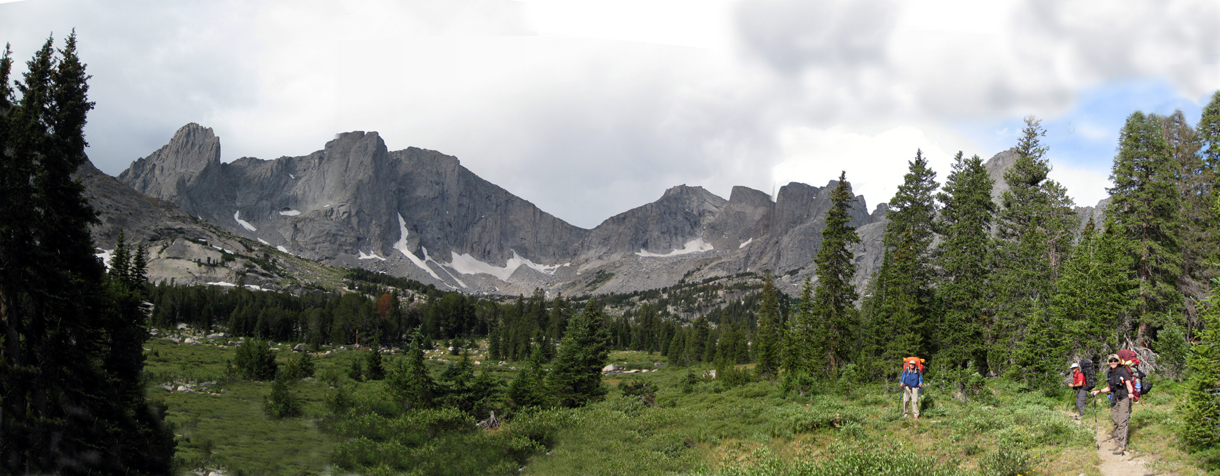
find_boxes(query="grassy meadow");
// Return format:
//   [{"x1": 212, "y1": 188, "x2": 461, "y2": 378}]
[{"x1": 145, "y1": 335, "x2": 1209, "y2": 475}]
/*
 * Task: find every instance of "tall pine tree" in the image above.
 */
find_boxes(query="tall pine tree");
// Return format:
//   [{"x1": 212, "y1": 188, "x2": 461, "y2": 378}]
[
  {"x1": 1051, "y1": 215, "x2": 1137, "y2": 358},
  {"x1": 546, "y1": 300, "x2": 610, "y2": 408},
  {"x1": 861, "y1": 150, "x2": 939, "y2": 379},
  {"x1": 991, "y1": 117, "x2": 1078, "y2": 377},
  {"x1": 754, "y1": 273, "x2": 782, "y2": 379},
  {"x1": 0, "y1": 33, "x2": 174, "y2": 473},
  {"x1": 809, "y1": 172, "x2": 862, "y2": 378},
  {"x1": 1108, "y1": 111, "x2": 1184, "y2": 347},
  {"x1": 934, "y1": 152, "x2": 995, "y2": 377},
  {"x1": 1177, "y1": 193, "x2": 1220, "y2": 461}
]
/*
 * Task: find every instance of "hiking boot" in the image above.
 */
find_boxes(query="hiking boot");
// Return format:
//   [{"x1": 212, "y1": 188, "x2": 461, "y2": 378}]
[
  {"x1": 1073, "y1": 415, "x2": 1080, "y2": 421},
  {"x1": 1112, "y1": 448, "x2": 1126, "y2": 456}
]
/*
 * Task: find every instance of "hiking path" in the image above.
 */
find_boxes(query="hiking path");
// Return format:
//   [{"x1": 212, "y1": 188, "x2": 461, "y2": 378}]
[{"x1": 1090, "y1": 414, "x2": 1153, "y2": 476}]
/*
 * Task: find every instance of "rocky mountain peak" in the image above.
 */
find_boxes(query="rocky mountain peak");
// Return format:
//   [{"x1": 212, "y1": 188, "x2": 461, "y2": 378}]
[
  {"x1": 983, "y1": 148, "x2": 1020, "y2": 201},
  {"x1": 118, "y1": 122, "x2": 223, "y2": 213}
]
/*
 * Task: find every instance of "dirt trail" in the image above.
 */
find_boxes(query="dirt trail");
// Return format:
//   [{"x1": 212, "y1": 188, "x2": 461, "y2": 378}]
[{"x1": 1090, "y1": 415, "x2": 1154, "y2": 476}]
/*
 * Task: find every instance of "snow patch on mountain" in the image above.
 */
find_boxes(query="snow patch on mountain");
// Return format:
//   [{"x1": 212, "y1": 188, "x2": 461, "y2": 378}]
[
  {"x1": 95, "y1": 249, "x2": 113, "y2": 270},
  {"x1": 739, "y1": 238, "x2": 753, "y2": 249},
  {"x1": 208, "y1": 282, "x2": 268, "y2": 292},
  {"x1": 277, "y1": 245, "x2": 289, "y2": 254},
  {"x1": 394, "y1": 213, "x2": 441, "y2": 281},
  {"x1": 279, "y1": 210, "x2": 301, "y2": 216},
  {"x1": 448, "y1": 250, "x2": 567, "y2": 281},
  {"x1": 257, "y1": 238, "x2": 269, "y2": 245},
  {"x1": 234, "y1": 211, "x2": 257, "y2": 231},
  {"x1": 358, "y1": 250, "x2": 386, "y2": 261},
  {"x1": 637, "y1": 238, "x2": 713, "y2": 258}
]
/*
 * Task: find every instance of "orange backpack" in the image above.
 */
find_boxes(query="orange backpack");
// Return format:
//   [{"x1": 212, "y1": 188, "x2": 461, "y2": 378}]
[{"x1": 903, "y1": 356, "x2": 925, "y2": 373}]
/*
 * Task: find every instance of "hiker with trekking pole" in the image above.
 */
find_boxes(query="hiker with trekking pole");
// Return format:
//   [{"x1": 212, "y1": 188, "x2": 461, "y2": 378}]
[
  {"x1": 1092, "y1": 354, "x2": 1135, "y2": 456},
  {"x1": 899, "y1": 357, "x2": 924, "y2": 420},
  {"x1": 1068, "y1": 361, "x2": 1092, "y2": 421}
]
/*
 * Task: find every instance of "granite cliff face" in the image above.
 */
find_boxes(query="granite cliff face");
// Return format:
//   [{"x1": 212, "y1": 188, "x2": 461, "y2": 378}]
[{"x1": 113, "y1": 123, "x2": 1054, "y2": 296}]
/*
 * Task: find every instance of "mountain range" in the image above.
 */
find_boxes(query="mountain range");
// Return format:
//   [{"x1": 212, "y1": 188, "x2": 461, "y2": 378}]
[{"x1": 81, "y1": 123, "x2": 1098, "y2": 297}]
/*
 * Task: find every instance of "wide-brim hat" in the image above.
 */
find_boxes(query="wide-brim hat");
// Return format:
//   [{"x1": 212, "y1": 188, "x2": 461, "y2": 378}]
[{"x1": 1069, "y1": 363, "x2": 1079, "y2": 369}]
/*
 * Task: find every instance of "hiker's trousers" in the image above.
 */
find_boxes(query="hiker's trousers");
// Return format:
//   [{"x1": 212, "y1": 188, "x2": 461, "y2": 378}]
[
  {"x1": 902, "y1": 386, "x2": 920, "y2": 418},
  {"x1": 1075, "y1": 387, "x2": 1088, "y2": 416},
  {"x1": 1110, "y1": 396, "x2": 1131, "y2": 448}
]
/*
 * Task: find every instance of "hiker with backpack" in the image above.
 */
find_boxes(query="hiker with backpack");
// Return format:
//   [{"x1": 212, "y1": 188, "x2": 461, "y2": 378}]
[
  {"x1": 899, "y1": 357, "x2": 924, "y2": 420},
  {"x1": 1092, "y1": 354, "x2": 1134, "y2": 455},
  {"x1": 1069, "y1": 362, "x2": 1091, "y2": 420}
]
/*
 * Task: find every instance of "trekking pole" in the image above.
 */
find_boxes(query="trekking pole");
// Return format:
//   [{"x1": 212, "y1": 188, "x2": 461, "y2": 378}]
[{"x1": 1092, "y1": 393, "x2": 1099, "y2": 449}]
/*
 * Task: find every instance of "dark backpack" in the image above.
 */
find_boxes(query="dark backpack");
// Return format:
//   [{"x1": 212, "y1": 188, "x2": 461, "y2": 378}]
[{"x1": 1079, "y1": 359, "x2": 1097, "y2": 390}]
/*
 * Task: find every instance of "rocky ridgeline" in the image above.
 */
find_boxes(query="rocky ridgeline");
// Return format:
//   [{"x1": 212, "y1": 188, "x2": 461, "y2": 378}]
[
  {"x1": 94, "y1": 123, "x2": 1108, "y2": 298},
  {"x1": 108, "y1": 124, "x2": 893, "y2": 297}
]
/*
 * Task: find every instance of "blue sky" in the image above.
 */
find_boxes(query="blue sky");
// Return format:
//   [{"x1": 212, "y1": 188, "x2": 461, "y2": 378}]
[
  {"x1": 2, "y1": 0, "x2": 1217, "y2": 227},
  {"x1": 959, "y1": 79, "x2": 1214, "y2": 207}
]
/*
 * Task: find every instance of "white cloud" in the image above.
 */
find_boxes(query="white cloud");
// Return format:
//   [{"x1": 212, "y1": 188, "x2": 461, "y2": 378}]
[
  {"x1": 2, "y1": 0, "x2": 1212, "y2": 229},
  {"x1": 772, "y1": 125, "x2": 958, "y2": 206},
  {"x1": 1048, "y1": 163, "x2": 1111, "y2": 209}
]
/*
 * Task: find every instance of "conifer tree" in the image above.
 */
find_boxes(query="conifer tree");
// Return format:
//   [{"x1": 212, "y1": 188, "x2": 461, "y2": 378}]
[
  {"x1": 1109, "y1": 111, "x2": 1184, "y2": 347},
  {"x1": 754, "y1": 273, "x2": 782, "y2": 379},
  {"x1": 782, "y1": 276, "x2": 817, "y2": 393},
  {"x1": 1158, "y1": 111, "x2": 1209, "y2": 294},
  {"x1": 667, "y1": 329, "x2": 688, "y2": 367},
  {"x1": 1051, "y1": 216, "x2": 1137, "y2": 357},
  {"x1": 934, "y1": 152, "x2": 995, "y2": 377},
  {"x1": 546, "y1": 300, "x2": 610, "y2": 407},
  {"x1": 862, "y1": 151, "x2": 939, "y2": 378},
  {"x1": 364, "y1": 338, "x2": 385, "y2": 380},
  {"x1": 0, "y1": 34, "x2": 173, "y2": 473},
  {"x1": 688, "y1": 315, "x2": 710, "y2": 364},
  {"x1": 507, "y1": 346, "x2": 551, "y2": 408},
  {"x1": 388, "y1": 330, "x2": 437, "y2": 409},
  {"x1": 810, "y1": 172, "x2": 862, "y2": 377},
  {"x1": 1178, "y1": 249, "x2": 1220, "y2": 458},
  {"x1": 991, "y1": 117, "x2": 1077, "y2": 375}
]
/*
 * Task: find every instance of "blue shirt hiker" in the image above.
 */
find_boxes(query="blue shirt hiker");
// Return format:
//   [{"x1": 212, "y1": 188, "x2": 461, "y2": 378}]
[
  {"x1": 899, "y1": 361, "x2": 923, "y2": 419},
  {"x1": 899, "y1": 367, "x2": 922, "y2": 388}
]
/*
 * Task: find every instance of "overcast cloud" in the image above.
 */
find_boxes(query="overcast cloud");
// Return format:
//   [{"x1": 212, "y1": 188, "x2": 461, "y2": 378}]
[{"x1": 1, "y1": 0, "x2": 1216, "y2": 228}]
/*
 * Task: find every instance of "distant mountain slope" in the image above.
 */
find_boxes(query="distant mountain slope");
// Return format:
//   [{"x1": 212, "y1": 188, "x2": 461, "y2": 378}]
[
  {"x1": 114, "y1": 123, "x2": 1096, "y2": 297},
  {"x1": 78, "y1": 159, "x2": 344, "y2": 292}
]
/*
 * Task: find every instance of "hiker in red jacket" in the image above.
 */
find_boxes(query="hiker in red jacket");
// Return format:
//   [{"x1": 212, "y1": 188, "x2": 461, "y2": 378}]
[{"x1": 1069, "y1": 363, "x2": 1088, "y2": 420}]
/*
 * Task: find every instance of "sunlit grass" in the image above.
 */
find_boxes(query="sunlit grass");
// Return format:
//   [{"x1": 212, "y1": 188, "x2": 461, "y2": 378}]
[{"x1": 145, "y1": 343, "x2": 1204, "y2": 475}]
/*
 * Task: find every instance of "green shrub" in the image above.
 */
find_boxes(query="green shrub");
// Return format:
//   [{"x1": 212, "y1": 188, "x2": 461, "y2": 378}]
[
  {"x1": 264, "y1": 377, "x2": 303, "y2": 419},
  {"x1": 717, "y1": 443, "x2": 968, "y2": 476},
  {"x1": 978, "y1": 446, "x2": 1031, "y2": 476},
  {"x1": 232, "y1": 338, "x2": 278, "y2": 381},
  {"x1": 620, "y1": 378, "x2": 658, "y2": 400},
  {"x1": 283, "y1": 351, "x2": 315, "y2": 380}
]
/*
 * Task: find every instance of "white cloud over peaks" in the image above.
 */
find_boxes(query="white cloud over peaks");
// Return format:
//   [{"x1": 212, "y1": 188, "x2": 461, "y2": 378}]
[
  {"x1": 4, "y1": 0, "x2": 1213, "y2": 229},
  {"x1": 772, "y1": 125, "x2": 958, "y2": 207}
]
